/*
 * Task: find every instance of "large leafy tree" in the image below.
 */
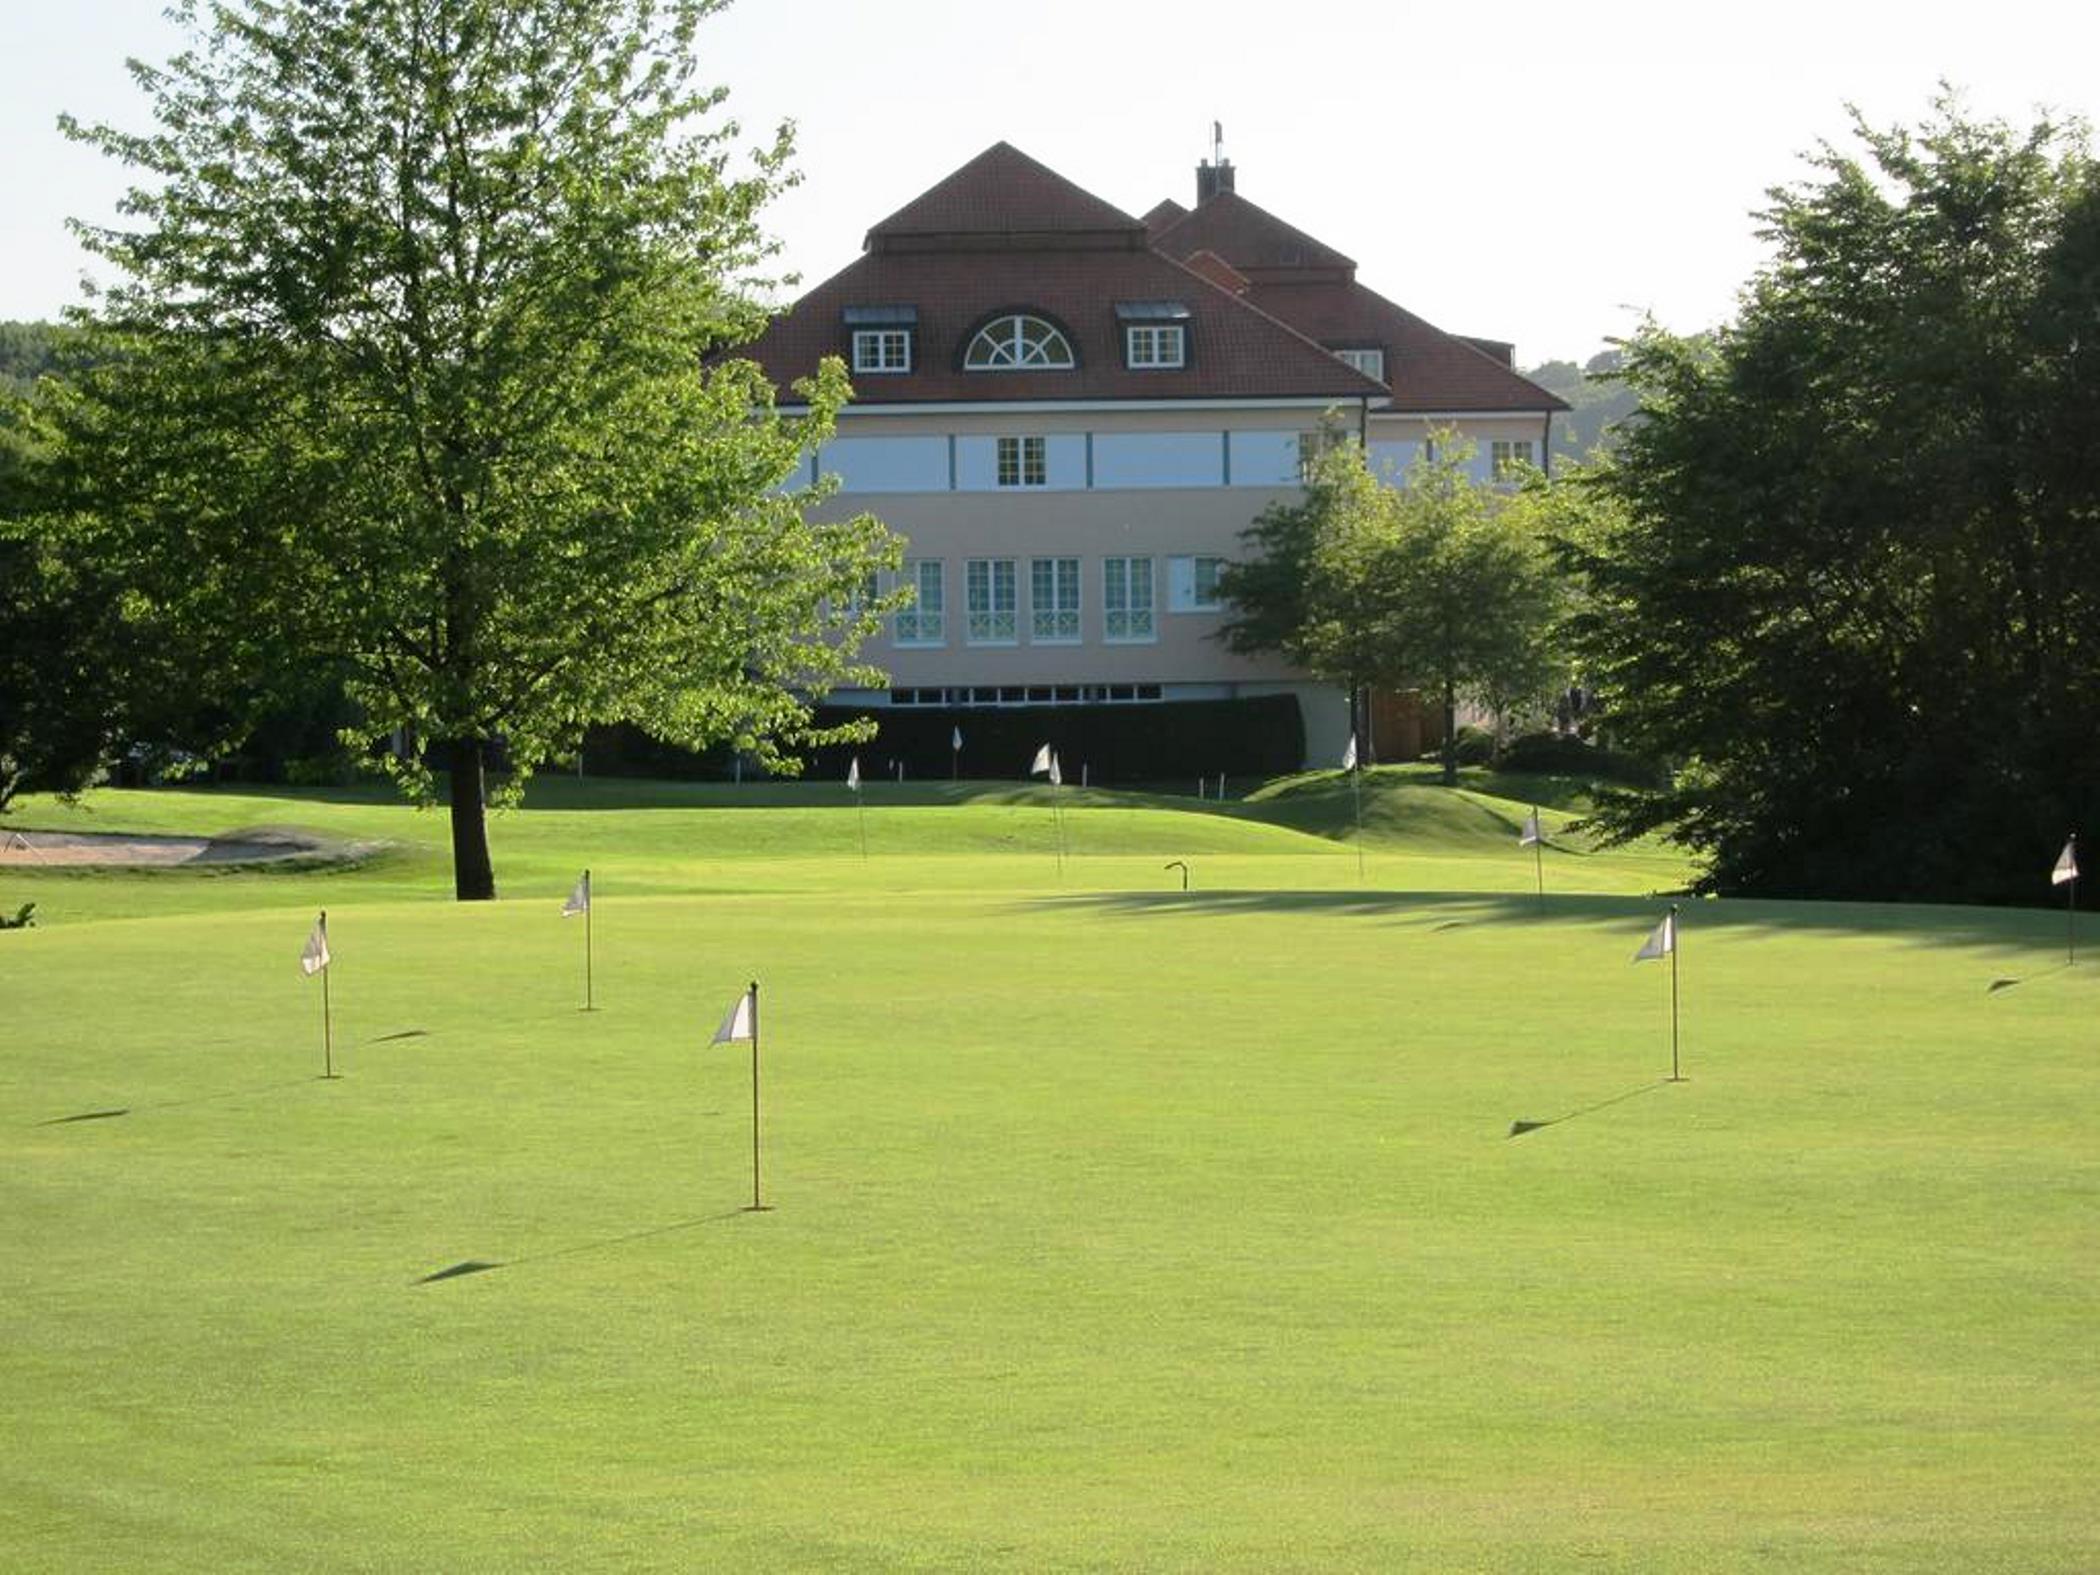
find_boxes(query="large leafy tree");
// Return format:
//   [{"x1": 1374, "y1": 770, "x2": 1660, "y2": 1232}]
[
  {"x1": 1564, "y1": 99, "x2": 2100, "y2": 901},
  {"x1": 1221, "y1": 435, "x2": 1564, "y2": 782},
  {"x1": 52, "y1": 0, "x2": 899, "y2": 898}
]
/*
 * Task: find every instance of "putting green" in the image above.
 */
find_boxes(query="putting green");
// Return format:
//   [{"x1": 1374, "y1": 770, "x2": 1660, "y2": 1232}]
[{"x1": 3, "y1": 780, "x2": 2093, "y2": 1570}]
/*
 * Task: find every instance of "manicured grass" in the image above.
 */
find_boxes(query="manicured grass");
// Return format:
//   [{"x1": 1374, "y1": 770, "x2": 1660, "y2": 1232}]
[{"x1": 3, "y1": 780, "x2": 2095, "y2": 1570}]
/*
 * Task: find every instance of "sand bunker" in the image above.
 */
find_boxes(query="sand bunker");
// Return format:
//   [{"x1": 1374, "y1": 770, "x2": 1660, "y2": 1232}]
[{"x1": 0, "y1": 828, "x2": 344, "y2": 867}]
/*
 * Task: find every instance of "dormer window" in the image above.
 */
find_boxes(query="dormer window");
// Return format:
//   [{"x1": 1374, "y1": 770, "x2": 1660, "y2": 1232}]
[
  {"x1": 964, "y1": 314, "x2": 1076, "y2": 370},
  {"x1": 1117, "y1": 301, "x2": 1191, "y2": 370},
  {"x1": 1333, "y1": 346, "x2": 1386, "y2": 382},
  {"x1": 843, "y1": 305, "x2": 917, "y2": 374}
]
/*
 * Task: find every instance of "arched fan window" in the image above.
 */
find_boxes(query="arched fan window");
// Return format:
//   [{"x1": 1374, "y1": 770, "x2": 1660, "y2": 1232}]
[{"x1": 963, "y1": 314, "x2": 1076, "y2": 370}]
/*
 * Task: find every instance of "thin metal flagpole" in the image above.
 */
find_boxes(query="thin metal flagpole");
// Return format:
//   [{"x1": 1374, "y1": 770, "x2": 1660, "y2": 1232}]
[
  {"x1": 319, "y1": 911, "x2": 335, "y2": 1080},
  {"x1": 583, "y1": 871, "x2": 594, "y2": 1011},
  {"x1": 1534, "y1": 815, "x2": 1544, "y2": 908},
  {"x1": 1352, "y1": 766, "x2": 1365, "y2": 881},
  {"x1": 748, "y1": 981, "x2": 763, "y2": 1211},
  {"x1": 1668, "y1": 904, "x2": 1683, "y2": 1083}
]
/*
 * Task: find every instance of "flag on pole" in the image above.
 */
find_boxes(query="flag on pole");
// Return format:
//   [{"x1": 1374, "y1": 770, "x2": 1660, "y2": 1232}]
[
  {"x1": 299, "y1": 914, "x2": 331, "y2": 976},
  {"x1": 1519, "y1": 808, "x2": 1542, "y2": 847},
  {"x1": 1632, "y1": 910, "x2": 1676, "y2": 963},
  {"x1": 847, "y1": 756, "x2": 861, "y2": 792},
  {"x1": 952, "y1": 726, "x2": 963, "y2": 752},
  {"x1": 1030, "y1": 743, "x2": 1054, "y2": 776},
  {"x1": 2051, "y1": 836, "x2": 2078, "y2": 886},
  {"x1": 712, "y1": 987, "x2": 756, "y2": 1045},
  {"x1": 1342, "y1": 733, "x2": 1358, "y2": 772},
  {"x1": 1048, "y1": 752, "x2": 1062, "y2": 788},
  {"x1": 562, "y1": 871, "x2": 590, "y2": 917}
]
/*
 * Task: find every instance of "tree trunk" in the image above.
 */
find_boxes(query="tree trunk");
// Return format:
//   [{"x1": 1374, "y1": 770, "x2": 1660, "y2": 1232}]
[
  {"x1": 1441, "y1": 676, "x2": 1458, "y2": 786},
  {"x1": 447, "y1": 736, "x2": 497, "y2": 901}
]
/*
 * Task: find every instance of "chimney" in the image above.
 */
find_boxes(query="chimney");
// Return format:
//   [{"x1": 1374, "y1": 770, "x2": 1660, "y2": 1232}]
[{"x1": 1195, "y1": 158, "x2": 1235, "y2": 205}]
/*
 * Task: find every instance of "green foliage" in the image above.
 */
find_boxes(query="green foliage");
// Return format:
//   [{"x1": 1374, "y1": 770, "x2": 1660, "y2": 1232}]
[
  {"x1": 1566, "y1": 97, "x2": 2100, "y2": 901},
  {"x1": 51, "y1": 0, "x2": 902, "y2": 898},
  {"x1": 1526, "y1": 346, "x2": 1642, "y2": 464}
]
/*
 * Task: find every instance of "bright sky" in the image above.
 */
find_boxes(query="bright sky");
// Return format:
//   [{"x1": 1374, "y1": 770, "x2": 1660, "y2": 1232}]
[{"x1": 6, "y1": 0, "x2": 2098, "y2": 366}]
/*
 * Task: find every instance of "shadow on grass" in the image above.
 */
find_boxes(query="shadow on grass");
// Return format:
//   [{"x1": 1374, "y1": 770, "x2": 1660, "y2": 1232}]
[
  {"x1": 1022, "y1": 887, "x2": 2083, "y2": 952},
  {"x1": 414, "y1": 1208, "x2": 749, "y2": 1287},
  {"x1": 370, "y1": 1028, "x2": 430, "y2": 1042},
  {"x1": 1508, "y1": 1078, "x2": 1671, "y2": 1139},
  {"x1": 36, "y1": 1074, "x2": 318, "y2": 1127},
  {"x1": 1987, "y1": 961, "x2": 2074, "y2": 994}
]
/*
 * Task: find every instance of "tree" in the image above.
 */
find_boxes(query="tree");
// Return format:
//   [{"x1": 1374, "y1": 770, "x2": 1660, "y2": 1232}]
[
  {"x1": 53, "y1": 0, "x2": 900, "y2": 898},
  {"x1": 1563, "y1": 98, "x2": 2100, "y2": 901},
  {"x1": 1220, "y1": 432, "x2": 1564, "y2": 782}
]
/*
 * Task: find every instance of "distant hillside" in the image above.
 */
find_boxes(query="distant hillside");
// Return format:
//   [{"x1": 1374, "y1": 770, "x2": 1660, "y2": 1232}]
[
  {"x1": 1526, "y1": 349, "x2": 1640, "y2": 466},
  {"x1": 0, "y1": 320, "x2": 75, "y2": 400}
]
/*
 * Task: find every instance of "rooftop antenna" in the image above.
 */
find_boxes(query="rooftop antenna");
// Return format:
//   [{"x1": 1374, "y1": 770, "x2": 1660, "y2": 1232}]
[{"x1": 1211, "y1": 120, "x2": 1224, "y2": 166}]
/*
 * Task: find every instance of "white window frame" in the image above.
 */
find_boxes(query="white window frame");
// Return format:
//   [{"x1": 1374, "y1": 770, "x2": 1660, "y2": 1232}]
[
  {"x1": 1168, "y1": 554, "x2": 1227, "y2": 613},
  {"x1": 1103, "y1": 555, "x2": 1156, "y2": 644},
  {"x1": 1125, "y1": 324, "x2": 1186, "y2": 369},
  {"x1": 996, "y1": 435, "x2": 1047, "y2": 488},
  {"x1": 851, "y1": 329, "x2": 912, "y2": 374},
  {"x1": 964, "y1": 314, "x2": 1077, "y2": 370},
  {"x1": 1030, "y1": 557, "x2": 1081, "y2": 644},
  {"x1": 893, "y1": 559, "x2": 945, "y2": 647},
  {"x1": 1491, "y1": 438, "x2": 1536, "y2": 478},
  {"x1": 1335, "y1": 347, "x2": 1385, "y2": 381},
  {"x1": 965, "y1": 557, "x2": 1018, "y2": 646}
]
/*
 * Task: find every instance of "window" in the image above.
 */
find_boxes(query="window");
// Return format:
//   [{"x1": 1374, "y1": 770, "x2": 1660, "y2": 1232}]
[
  {"x1": 1491, "y1": 439, "x2": 1536, "y2": 478},
  {"x1": 1031, "y1": 557, "x2": 1081, "y2": 643},
  {"x1": 1168, "y1": 554, "x2": 1227, "y2": 612},
  {"x1": 893, "y1": 559, "x2": 944, "y2": 646},
  {"x1": 997, "y1": 435, "x2": 1047, "y2": 488},
  {"x1": 1126, "y1": 325, "x2": 1186, "y2": 369},
  {"x1": 852, "y1": 329, "x2": 911, "y2": 373},
  {"x1": 1334, "y1": 347, "x2": 1386, "y2": 381},
  {"x1": 964, "y1": 314, "x2": 1076, "y2": 370},
  {"x1": 966, "y1": 558, "x2": 1017, "y2": 644},
  {"x1": 1298, "y1": 428, "x2": 1348, "y2": 481},
  {"x1": 1103, "y1": 555, "x2": 1155, "y2": 642}
]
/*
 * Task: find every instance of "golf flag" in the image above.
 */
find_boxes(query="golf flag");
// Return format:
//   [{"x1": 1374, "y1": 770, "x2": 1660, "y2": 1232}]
[
  {"x1": 712, "y1": 987, "x2": 755, "y2": 1045},
  {"x1": 2051, "y1": 836, "x2": 2078, "y2": 886},
  {"x1": 1342, "y1": 733, "x2": 1358, "y2": 772},
  {"x1": 1030, "y1": 743, "x2": 1054, "y2": 776},
  {"x1": 1632, "y1": 910, "x2": 1675, "y2": 963},
  {"x1": 562, "y1": 870, "x2": 590, "y2": 917},
  {"x1": 1048, "y1": 752, "x2": 1062, "y2": 788},
  {"x1": 847, "y1": 756, "x2": 861, "y2": 792},
  {"x1": 299, "y1": 914, "x2": 331, "y2": 976},
  {"x1": 1519, "y1": 808, "x2": 1542, "y2": 847},
  {"x1": 952, "y1": 725, "x2": 963, "y2": 751}
]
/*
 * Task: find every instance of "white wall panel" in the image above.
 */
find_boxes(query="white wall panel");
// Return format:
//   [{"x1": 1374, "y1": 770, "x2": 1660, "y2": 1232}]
[
  {"x1": 1091, "y1": 431, "x2": 1224, "y2": 490},
  {"x1": 1368, "y1": 440, "x2": 1421, "y2": 482},
  {"x1": 1227, "y1": 430, "x2": 1302, "y2": 487},
  {"x1": 818, "y1": 436, "x2": 949, "y2": 494}
]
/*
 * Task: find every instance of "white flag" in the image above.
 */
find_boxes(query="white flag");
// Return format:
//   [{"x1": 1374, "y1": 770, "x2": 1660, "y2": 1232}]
[
  {"x1": 711, "y1": 987, "x2": 755, "y2": 1044},
  {"x1": 1519, "y1": 808, "x2": 1542, "y2": 847},
  {"x1": 1342, "y1": 733, "x2": 1358, "y2": 772},
  {"x1": 2051, "y1": 837, "x2": 2078, "y2": 886},
  {"x1": 951, "y1": 725, "x2": 963, "y2": 751},
  {"x1": 299, "y1": 915, "x2": 331, "y2": 977},
  {"x1": 1048, "y1": 752, "x2": 1062, "y2": 788},
  {"x1": 1030, "y1": 743, "x2": 1054, "y2": 776},
  {"x1": 562, "y1": 871, "x2": 590, "y2": 917},
  {"x1": 847, "y1": 757, "x2": 861, "y2": 792},
  {"x1": 1632, "y1": 911, "x2": 1676, "y2": 963}
]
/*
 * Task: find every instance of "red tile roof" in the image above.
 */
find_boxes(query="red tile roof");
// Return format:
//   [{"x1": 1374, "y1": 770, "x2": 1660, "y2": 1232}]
[
  {"x1": 866, "y1": 142, "x2": 1146, "y2": 253},
  {"x1": 1150, "y1": 191, "x2": 1354, "y2": 280},
  {"x1": 745, "y1": 247, "x2": 1388, "y2": 405},
  {"x1": 1141, "y1": 198, "x2": 1190, "y2": 236},
  {"x1": 1239, "y1": 279, "x2": 1567, "y2": 413}
]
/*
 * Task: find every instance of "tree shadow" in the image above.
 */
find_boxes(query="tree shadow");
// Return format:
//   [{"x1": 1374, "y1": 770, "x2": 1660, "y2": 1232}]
[
  {"x1": 1508, "y1": 1078, "x2": 1670, "y2": 1139},
  {"x1": 413, "y1": 1208, "x2": 748, "y2": 1287},
  {"x1": 1987, "y1": 961, "x2": 2073, "y2": 993}
]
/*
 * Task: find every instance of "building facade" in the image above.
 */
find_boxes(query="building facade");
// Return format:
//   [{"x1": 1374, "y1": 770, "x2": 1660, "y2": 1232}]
[{"x1": 746, "y1": 144, "x2": 1566, "y2": 769}]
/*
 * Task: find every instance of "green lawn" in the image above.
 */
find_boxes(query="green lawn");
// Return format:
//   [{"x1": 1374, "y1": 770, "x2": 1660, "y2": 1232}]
[{"x1": 3, "y1": 779, "x2": 2094, "y2": 1570}]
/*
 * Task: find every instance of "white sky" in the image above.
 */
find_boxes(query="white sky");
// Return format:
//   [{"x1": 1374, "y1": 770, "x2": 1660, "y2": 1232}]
[{"x1": 5, "y1": 0, "x2": 2098, "y2": 366}]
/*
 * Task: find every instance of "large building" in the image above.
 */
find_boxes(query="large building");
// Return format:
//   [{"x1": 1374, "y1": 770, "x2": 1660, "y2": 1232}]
[{"x1": 746, "y1": 143, "x2": 1565, "y2": 769}]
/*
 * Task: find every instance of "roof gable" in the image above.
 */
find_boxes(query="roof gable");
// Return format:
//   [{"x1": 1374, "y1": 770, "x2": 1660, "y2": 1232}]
[
  {"x1": 1151, "y1": 190, "x2": 1355, "y2": 281},
  {"x1": 866, "y1": 142, "x2": 1146, "y2": 254}
]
